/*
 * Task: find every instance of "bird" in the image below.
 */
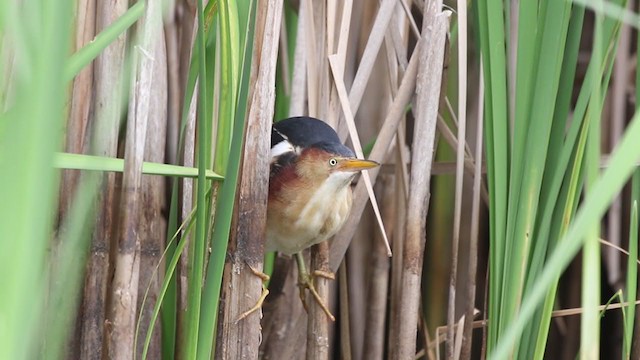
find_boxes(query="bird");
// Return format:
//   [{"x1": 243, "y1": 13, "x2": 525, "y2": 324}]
[{"x1": 237, "y1": 116, "x2": 379, "y2": 322}]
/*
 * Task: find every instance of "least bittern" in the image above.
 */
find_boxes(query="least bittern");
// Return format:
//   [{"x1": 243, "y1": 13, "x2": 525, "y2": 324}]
[{"x1": 239, "y1": 116, "x2": 379, "y2": 321}]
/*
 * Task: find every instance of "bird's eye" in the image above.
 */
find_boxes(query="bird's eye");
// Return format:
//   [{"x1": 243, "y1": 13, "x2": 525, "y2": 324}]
[{"x1": 329, "y1": 158, "x2": 338, "y2": 166}]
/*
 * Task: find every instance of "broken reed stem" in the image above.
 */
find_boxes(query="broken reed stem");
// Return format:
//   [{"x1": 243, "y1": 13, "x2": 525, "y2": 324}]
[{"x1": 329, "y1": 38, "x2": 422, "y2": 271}]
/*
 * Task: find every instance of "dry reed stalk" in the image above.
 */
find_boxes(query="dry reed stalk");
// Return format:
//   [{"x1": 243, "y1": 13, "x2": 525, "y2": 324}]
[
  {"x1": 259, "y1": 2, "x2": 308, "y2": 354},
  {"x1": 60, "y1": 0, "x2": 96, "y2": 217},
  {"x1": 77, "y1": 0, "x2": 128, "y2": 357},
  {"x1": 163, "y1": 7, "x2": 180, "y2": 165},
  {"x1": 308, "y1": 242, "x2": 332, "y2": 360},
  {"x1": 435, "y1": 117, "x2": 490, "y2": 205},
  {"x1": 394, "y1": 127, "x2": 411, "y2": 199},
  {"x1": 302, "y1": 0, "x2": 319, "y2": 116},
  {"x1": 105, "y1": 1, "x2": 163, "y2": 357},
  {"x1": 461, "y1": 62, "x2": 485, "y2": 360},
  {"x1": 363, "y1": 175, "x2": 395, "y2": 360},
  {"x1": 326, "y1": 0, "x2": 353, "y2": 129},
  {"x1": 384, "y1": 33, "x2": 399, "y2": 95},
  {"x1": 338, "y1": 263, "x2": 352, "y2": 360},
  {"x1": 305, "y1": 1, "x2": 338, "y2": 359},
  {"x1": 388, "y1": 147, "x2": 408, "y2": 358},
  {"x1": 260, "y1": 254, "x2": 308, "y2": 359},
  {"x1": 61, "y1": 0, "x2": 96, "y2": 356},
  {"x1": 447, "y1": 0, "x2": 468, "y2": 356},
  {"x1": 312, "y1": 0, "x2": 330, "y2": 118},
  {"x1": 328, "y1": 3, "x2": 371, "y2": 353},
  {"x1": 288, "y1": 0, "x2": 307, "y2": 118},
  {"x1": 279, "y1": 8, "x2": 291, "y2": 98},
  {"x1": 214, "y1": 1, "x2": 284, "y2": 359},
  {"x1": 135, "y1": 29, "x2": 168, "y2": 358},
  {"x1": 394, "y1": 4, "x2": 449, "y2": 360},
  {"x1": 305, "y1": 0, "x2": 335, "y2": 357}
]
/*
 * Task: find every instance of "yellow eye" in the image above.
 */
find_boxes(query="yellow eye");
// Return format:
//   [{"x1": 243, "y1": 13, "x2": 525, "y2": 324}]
[{"x1": 329, "y1": 158, "x2": 338, "y2": 166}]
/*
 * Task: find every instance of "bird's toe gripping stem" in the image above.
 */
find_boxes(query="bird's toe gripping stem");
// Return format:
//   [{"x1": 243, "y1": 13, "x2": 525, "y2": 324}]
[
  {"x1": 236, "y1": 265, "x2": 270, "y2": 323},
  {"x1": 295, "y1": 253, "x2": 336, "y2": 322}
]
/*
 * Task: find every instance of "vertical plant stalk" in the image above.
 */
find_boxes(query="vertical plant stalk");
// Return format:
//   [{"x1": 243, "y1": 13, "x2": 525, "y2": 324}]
[
  {"x1": 475, "y1": 0, "x2": 509, "y2": 350},
  {"x1": 338, "y1": 261, "x2": 353, "y2": 360},
  {"x1": 308, "y1": 241, "x2": 332, "y2": 360},
  {"x1": 325, "y1": 0, "x2": 351, "y2": 129},
  {"x1": 184, "y1": 6, "x2": 207, "y2": 360},
  {"x1": 447, "y1": 0, "x2": 468, "y2": 356},
  {"x1": 105, "y1": 0, "x2": 162, "y2": 357},
  {"x1": 176, "y1": 84, "x2": 198, "y2": 358},
  {"x1": 395, "y1": 3, "x2": 449, "y2": 359},
  {"x1": 624, "y1": 198, "x2": 638, "y2": 359},
  {"x1": 259, "y1": 6, "x2": 312, "y2": 355},
  {"x1": 389, "y1": 151, "x2": 408, "y2": 358},
  {"x1": 60, "y1": 0, "x2": 96, "y2": 354},
  {"x1": 260, "y1": 257, "x2": 308, "y2": 359},
  {"x1": 288, "y1": 0, "x2": 307, "y2": 118},
  {"x1": 135, "y1": 28, "x2": 168, "y2": 359},
  {"x1": 606, "y1": 0, "x2": 633, "y2": 287},
  {"x1": 461, "y1": 64, "x2": 484, "y2": 360},
  {"x1": 79, "y1": 0, "x2": 128, "y2": 358},
  {"x1": 307, "y1": 1, "x2": 332, "y2": 357},
  {"x1": 59, "y1": 0, "x2": 96, "y2": 217},
  {"x1": 214, "y1": 0, "x2": 283, "y2": 358},
  {"x1": 363, "y1": 176, "x2": 394, "y2": 359},
  {"x1": 581, "y1": 2, "x2": 604, "y2": 358}
]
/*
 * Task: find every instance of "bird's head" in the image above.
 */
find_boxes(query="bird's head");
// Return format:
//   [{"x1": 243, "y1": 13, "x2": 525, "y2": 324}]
[
  {"x1": 270, "y1": 117, "x2": 379, "y2": 195},
  {"x1": 293, "y1": 142, "x2": 378, "y2": 187}
]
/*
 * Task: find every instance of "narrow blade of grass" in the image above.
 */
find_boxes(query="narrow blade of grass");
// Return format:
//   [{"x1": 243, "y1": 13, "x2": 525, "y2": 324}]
[
  {"x1": 53, "y1": 152, "x2": 223, "y2": 180},
  {"x1": 624, "y1": 199, "x2": 638, "y2": 359}
]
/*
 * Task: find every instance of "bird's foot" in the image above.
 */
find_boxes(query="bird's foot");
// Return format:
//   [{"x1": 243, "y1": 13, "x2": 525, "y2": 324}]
[
  {"x1": 312, "y1": 269, "x2": 335, "y2": 281},
  {"x1": 297, "y1": 271, "x2": 336, "y2": 322},
  {"x1": 236, "y1": 265, "x2": 270, "y2": 323}
]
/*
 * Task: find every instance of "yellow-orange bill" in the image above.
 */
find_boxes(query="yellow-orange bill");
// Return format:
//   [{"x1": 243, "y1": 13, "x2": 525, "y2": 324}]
[{"x1": 339, "y1": 158, "x2": 380, "y2": 171}]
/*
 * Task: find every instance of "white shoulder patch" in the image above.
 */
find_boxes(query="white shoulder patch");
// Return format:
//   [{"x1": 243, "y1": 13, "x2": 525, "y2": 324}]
[{"x1": 271, "y1": 140, "x2": 296, "y2": 160}]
